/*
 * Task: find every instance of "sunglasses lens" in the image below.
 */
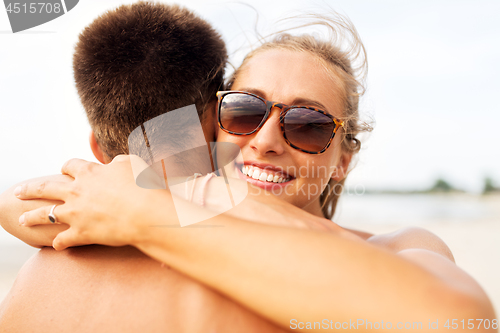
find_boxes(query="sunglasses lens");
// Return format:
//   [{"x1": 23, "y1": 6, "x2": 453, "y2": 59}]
[
  {"x1": 220, "y1": 94, "x2": 267, "y2": 134},
  {"x1": 283, "y1": 108, "x2": 335, "y2": 152}
]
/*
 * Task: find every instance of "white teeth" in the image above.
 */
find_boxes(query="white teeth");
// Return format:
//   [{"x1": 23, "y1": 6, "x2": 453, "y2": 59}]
[{"x1": 240, "y1": 165, "x2": 291, "y2": 184}]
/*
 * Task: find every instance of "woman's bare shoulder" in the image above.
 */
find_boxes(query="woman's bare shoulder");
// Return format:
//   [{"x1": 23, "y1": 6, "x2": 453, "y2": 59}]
[
  {"x1": 340, "y1": 227, "x2": 374, "y2": 240},
  {"x1": 366, "y1": 227, "x2": 455, "y2": 262}
]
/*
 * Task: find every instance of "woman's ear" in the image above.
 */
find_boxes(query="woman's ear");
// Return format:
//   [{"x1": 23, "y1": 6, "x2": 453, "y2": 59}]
[
  {"x1": 331, "y1": 152, "x2": 352, "y2": 181},
  {"x1": 89, "y1": 131, "x2": 108, "y2": 164}
]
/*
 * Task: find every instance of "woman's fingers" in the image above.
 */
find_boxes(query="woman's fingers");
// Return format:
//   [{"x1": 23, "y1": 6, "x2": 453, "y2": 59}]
[
  {"x1": 20, "y1": 204, "x2": 68, "y2": 227},
  {"x1": 61, "y1": 158, "x2": 101, "y2": 177},
  {"x1": 53, "y1": 229, "x2": 78, "y2": 251},
  {"x1": 14, "y1": 180, "x2": 71, "y2": 201}
]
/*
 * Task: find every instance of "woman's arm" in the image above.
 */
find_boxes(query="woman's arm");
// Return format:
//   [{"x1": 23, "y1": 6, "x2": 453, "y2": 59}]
[
  {"x1": 0, "y1": 175, "x2": 70, "y2": 247},
  {"x1": 137, "y1": 209, "x2": 495, "y2": 331},
  {"x1": 16, "y1": 157, "x2": 340, "y2": 236},
  {"x1": 16, "y1": 157, "x2": 496, "y2": 331}
]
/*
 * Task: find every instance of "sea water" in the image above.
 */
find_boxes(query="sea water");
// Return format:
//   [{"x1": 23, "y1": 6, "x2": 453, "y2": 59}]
[{"x1": 335, "y1": 193, "x2": 498, "y2": 226}]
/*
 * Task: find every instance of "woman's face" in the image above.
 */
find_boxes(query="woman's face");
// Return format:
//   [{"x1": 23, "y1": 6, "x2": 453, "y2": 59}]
[{"x1": 217, "y1": 49, "x2": 351, "y2": 216}]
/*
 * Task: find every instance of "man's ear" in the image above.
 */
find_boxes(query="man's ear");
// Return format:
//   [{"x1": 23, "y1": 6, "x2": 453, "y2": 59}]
[
  {"x1": 331, "y1": 152, "x2": 352, "y2": 181},
  {"x1": 198, "y1": 100, "x2": 218, "y2": 144},
  {"x1": 89, "y1": 131, "x2": 108, "y2": 164},
  {"x1": 210, "y1": 100, "x2": 219, "y2": 141}
]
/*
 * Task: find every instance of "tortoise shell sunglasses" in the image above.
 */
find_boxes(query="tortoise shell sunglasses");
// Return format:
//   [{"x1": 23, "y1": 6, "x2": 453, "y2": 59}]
[{"x1": 216, "y1": 91, "x2": 344, "y2": 154}]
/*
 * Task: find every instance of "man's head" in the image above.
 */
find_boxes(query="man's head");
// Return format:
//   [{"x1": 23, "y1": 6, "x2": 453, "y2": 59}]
[{"x1": 74, "y1": 2, "x2": 227, "y2": 162}]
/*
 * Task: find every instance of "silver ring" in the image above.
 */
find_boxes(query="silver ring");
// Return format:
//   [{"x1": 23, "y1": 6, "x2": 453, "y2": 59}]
[{"x1": 48, "y1": 204, "x2": 58, "y2": 223}]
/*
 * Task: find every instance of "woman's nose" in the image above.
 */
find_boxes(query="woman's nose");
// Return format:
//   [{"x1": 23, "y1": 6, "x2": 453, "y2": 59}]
[{"x1": 248, "y1": 109, "x2": 286, "y2": 156}]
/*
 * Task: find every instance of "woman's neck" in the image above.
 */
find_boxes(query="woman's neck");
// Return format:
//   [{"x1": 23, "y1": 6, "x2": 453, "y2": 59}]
[{"x1": 300, "y1": 199, "x2": 326, "y2": 219}]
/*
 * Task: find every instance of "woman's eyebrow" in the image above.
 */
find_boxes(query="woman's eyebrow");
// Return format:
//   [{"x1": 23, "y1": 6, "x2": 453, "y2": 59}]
[
  {"x1": 236, "y1": 88, "x2": 330, "y2": 112},
  {"x1": 291, "y1": 98, "x2": 328, "y2": 111},
  {"x1": 238, "y1": 87, "x2": 266, "y2": 98}
]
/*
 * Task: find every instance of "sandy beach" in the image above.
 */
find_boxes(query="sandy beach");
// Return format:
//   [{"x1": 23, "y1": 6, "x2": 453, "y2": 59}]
[
  {"x1": 339, "y1": 219, "x2": 500, "y2": 315},
  {"x1": 1, "y1": 193, "x2": 499, "y2": 317},
  {"x1": 337, "y1": 193, "x2": 500, "y2": 315}
]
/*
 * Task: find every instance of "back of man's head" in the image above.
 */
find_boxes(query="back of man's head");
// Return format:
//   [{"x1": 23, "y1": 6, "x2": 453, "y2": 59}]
[{"x1": 74, "y1": 2, "x2": 227, "y2": 159}]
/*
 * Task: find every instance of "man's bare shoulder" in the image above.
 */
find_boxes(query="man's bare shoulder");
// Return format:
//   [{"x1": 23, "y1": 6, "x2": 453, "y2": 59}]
[
  {"x1": 0, "y1": 245, "x2": 285, "y2": 333},
  {"x1": 366, "y1": 227, "x2": 455, "y2": 262}
]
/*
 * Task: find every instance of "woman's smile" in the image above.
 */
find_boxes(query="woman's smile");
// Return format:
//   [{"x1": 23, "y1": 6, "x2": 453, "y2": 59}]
[{"x1": 234, "y1": 161, "x2": 294, "y2": 191}]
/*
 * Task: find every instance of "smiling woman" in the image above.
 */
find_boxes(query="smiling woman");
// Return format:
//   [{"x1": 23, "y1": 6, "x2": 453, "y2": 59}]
[
  {"x1": 217, "y1": 48, "x2": 355, "y2": 216},
  {"x1": 3, "y1": 10, "x2": 497, "y2": 333},
  {"x1": 221, "y1": 21, "x2": 371, "y2": 218}
]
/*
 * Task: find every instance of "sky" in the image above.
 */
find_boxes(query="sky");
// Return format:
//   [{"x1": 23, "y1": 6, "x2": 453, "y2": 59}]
[{"x1": 1, "y1": 0, "x2": 499, "y2": 194}]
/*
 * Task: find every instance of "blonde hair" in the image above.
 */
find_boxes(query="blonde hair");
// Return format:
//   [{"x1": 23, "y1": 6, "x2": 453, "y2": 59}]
[{"x1": 228, "y1": 13, "x2": 372, "y2": 219}]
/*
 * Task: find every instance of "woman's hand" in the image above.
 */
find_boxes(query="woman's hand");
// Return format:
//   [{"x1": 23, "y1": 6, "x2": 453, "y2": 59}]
[
  {"x1": 16, "y1": 155, "x2": 174, "y2": 250},
  {"x1": 16, "y1": 155, "x2": 345, "y2": 250}
]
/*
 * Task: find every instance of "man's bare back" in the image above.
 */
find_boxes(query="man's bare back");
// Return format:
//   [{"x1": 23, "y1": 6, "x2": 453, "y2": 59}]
[{"x1": 0, "y1": 246, "x2": 285, "y2": 333}]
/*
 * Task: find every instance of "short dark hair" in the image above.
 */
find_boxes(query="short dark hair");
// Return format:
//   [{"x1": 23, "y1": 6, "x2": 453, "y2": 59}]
[{"x1": 74, "y1": 2, "x2": 227, "y2": 158}]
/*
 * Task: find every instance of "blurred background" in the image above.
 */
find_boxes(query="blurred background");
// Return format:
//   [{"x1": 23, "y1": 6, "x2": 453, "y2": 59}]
[{"x1": 1, "y1": 0, "x2": 499, "y2": 314}]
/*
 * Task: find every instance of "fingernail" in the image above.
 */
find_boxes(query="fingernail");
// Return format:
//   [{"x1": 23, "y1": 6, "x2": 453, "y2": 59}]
[
  {"x1": 14, "y1": 186, "x2": 22, "y2": 197},
  {"x1": 19, "y1": 214, "x2": 25, "y2": 225}
]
